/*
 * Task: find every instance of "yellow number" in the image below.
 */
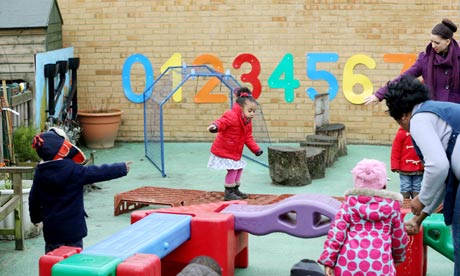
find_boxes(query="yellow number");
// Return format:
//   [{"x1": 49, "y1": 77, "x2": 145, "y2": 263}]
[
  {"x1": 343, "y1": 54, "x2": 376, "y2": 104},
  {"x1": 161, "y1": 53, "x2": 182, "y2": 102}
]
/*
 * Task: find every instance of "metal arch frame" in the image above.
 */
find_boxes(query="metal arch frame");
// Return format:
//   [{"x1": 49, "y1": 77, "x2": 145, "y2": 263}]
[{"x1": 143, "y1": 64, "x2": 270, "y2": 177}]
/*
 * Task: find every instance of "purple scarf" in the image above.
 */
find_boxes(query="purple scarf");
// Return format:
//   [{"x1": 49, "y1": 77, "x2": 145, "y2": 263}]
[{"x1": 426, "y1": 38, "x2": 460, "y2": 99}]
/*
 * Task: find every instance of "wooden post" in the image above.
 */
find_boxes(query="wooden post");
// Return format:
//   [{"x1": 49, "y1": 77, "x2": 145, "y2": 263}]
[
  {"x1": 0, "y1": 166, "x2": 33, "y2": 250},
  {"x1": 314, "y1": 93, "x2": 330, "y2": 130},
  {"x1": 268, "y1": 146, "x2": 311, "y2": 186},
  {"x1": 12, "y1": 171, "x2": 24, "y2": 250}
]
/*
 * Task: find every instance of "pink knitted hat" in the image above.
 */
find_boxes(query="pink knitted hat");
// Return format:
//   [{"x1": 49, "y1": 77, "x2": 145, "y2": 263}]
[{"x1": 351, "y1": 159, "x2": 387, "y2": 190}]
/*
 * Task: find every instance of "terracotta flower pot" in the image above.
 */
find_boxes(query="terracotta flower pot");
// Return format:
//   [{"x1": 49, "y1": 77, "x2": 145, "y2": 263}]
[{"x1": 77, "y1": 109, "x2": 123, "y2": 149}]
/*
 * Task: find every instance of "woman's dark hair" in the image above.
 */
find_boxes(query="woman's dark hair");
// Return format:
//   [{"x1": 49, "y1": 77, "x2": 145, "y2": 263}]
[
  {"x1": 235, "y1": 87, "x2": 257, "y2": 107},
  {"x1": 384, "y1": 75, "x2": 430, "y2": 120},
  {"x1": 432, "y1": 18, "x2": 457, "y2": 39}
]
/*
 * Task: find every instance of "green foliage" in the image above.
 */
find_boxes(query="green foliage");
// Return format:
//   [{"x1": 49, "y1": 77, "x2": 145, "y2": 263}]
[{"x1": 13, "y1": 125, "x2": 40, "y2": 162}]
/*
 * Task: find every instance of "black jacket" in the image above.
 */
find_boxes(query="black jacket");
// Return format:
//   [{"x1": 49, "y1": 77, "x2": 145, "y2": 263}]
[{"x1": 29, "y1": 159, "x2": 127, "y2": 244}]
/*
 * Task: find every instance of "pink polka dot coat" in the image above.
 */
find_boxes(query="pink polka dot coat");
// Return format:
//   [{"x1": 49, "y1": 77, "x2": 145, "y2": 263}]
[{"x1": 318, "y1": 188, "x2": 408, "y2": 276}]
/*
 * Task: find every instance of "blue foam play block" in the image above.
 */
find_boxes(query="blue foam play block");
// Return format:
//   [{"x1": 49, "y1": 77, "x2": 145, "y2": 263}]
[{"x1": 82, "y1": 213, "x2": 191, "y2": 260}]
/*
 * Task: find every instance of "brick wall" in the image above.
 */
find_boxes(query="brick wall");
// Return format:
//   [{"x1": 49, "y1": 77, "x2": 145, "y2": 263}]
[{"x1": 57, "y1": 0, "x2": 460, "y2": 144}]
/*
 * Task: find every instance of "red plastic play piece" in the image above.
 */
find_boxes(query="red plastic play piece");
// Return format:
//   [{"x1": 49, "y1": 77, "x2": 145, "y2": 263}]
[
  {"x1": 396, "y1": 208, "x2": 426, "y2": 276},
  {"x1": 131, "y1": 200, "x2": 248, "y2": 276},
  {"x1": 116, "y1": 253, "x2": 161, "y2": 276},
  {"x1": 39, "y1": 246, "x2": 82, "y2": 276}
]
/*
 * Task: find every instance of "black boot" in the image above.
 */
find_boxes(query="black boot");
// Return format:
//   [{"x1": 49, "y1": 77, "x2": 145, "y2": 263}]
[
  {"x1": 224, "y1": 187, "x2": 242, "y2": 201},
  {"x1": 234, "y1": 185, "x2": 248, "y2": 199}
]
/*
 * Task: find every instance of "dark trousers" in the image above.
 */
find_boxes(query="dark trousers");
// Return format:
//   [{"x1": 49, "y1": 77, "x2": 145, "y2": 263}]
[{"x1": 45, "y1": 239, "x2": 83, "y2": 254}]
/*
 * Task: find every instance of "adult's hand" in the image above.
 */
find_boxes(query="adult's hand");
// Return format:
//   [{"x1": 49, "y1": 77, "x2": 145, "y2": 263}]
[
  {"x1": 404, "y1": 216, "x2": 421, "y2": 235},
  {"x1": 363, "y1": 95, "x2": 379, "y2": 105},
  {"x1": 325, "y1": 266, "x2": 335, "y2": 276},
  {"x1": 410, "y1": 196, "x2": 425, "y2": 216}
]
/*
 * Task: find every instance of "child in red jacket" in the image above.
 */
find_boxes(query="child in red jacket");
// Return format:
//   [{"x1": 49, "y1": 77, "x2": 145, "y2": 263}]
[
  {"x1": 207, "y1": 87, "x2": 263, "y2": 201},
  {"x1": 391, "y1": 127, "x2": 424, "y2": 199}
]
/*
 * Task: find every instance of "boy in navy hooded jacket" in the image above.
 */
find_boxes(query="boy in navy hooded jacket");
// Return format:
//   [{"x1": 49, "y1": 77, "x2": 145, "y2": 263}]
[{"x1": 29, "y1": 128, "x2": 130, "y2": 253}]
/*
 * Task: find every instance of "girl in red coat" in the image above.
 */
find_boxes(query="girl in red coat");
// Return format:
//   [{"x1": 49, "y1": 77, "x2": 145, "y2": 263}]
[
  {"x1": 207, "y1": 87, "x2": 263, "y2": 200},
  {"x1": 391, "y1": 127, "x2": 424, "y2": 199}
]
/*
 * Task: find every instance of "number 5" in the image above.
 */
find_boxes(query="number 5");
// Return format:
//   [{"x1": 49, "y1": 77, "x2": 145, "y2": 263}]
[{"x1": 306, "y1": 53, "x2": 339, "y2": 100}]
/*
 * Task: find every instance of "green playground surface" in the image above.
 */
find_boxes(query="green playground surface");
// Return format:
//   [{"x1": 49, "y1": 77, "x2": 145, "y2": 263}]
[{"x1": 0, "y1": 142, "x2": 454, "y2": 275}]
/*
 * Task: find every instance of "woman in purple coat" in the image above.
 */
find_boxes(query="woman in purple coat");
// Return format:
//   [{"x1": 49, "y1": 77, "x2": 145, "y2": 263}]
[{"x1": 365, "y1": 18, "x2": 460, "y2": 104}]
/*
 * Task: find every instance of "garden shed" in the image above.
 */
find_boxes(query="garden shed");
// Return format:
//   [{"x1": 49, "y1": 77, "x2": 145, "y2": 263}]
[
  {"x1": 0, "y1": 0, "x2": 63, "y2": 83},
  {"x1": 0, "y1": 0, "x2": 63, "y2": 164}
]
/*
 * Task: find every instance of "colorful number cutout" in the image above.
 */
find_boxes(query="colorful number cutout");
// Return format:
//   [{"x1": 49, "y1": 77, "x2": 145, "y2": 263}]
[
  {"x1": 160, "y1": 53, "x2": 182, "y2": 102},
  {"x1": 192, "y1": 54, "x2": 226, "y2": 103},
  {"x1": 343, "y1": 54, "x2": 376, "y2": 104},
  {"x1": 232, "y1": 53, "x2": 262, "y2": 99},
  {"x1": 306, "y1": 53, "x2": 339, "y2": 100},
  {"x1": 267, "y1": 53, "x2": 300, "y2": 103},
  {"x1": 122, "y1": 54, "x2": 154, "y2": 103},
  {"x1": 383, "y1": 53, "x2": 417, "y2": 74}
]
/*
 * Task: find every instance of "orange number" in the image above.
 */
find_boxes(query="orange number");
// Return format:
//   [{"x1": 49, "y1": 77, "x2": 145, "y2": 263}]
[
  {"x1": 383, "y1": 53, "x2": 417, "y2": 74},
  {"x1": 192, "y1": 54, "x2": 226, "y2": 103}
]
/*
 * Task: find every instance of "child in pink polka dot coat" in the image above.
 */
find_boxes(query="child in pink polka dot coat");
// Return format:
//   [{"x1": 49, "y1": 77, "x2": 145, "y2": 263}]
[{"x1": 318, "y1": 159, "x2": 408, "y2": 276}]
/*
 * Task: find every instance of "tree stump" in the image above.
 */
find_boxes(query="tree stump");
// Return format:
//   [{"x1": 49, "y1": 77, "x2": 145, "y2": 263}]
[
  {"x1": 300, "y1": 141, "x2": 334, "y2": 168},
  {"x1": 302, "y1": 146, "x2": 326, "y2": 179},
  {"x1": 304, "y1": 135, "x2": 339, "y2": 167},
  {"x1": 268, "y1": 146, "x2": 311, "y2": 186},
  {"x1": 316, "y1": 123, "x2": 347, "y2": 156}
]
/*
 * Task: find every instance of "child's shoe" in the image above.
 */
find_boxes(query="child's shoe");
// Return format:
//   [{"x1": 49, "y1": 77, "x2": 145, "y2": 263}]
[
  {"x1": 224, "y1": 187, "x2": 242, "y2": 201},
  {"x1": 234, "y1": 185, "x2": 248, "y2": 199}
]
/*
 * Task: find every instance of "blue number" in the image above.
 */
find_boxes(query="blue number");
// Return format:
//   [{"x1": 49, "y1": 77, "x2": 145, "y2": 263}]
[
  {"x1": 306, "y1": 53, "x2": 339, "y2": 100},
  {"x1": 122, "y1": 54, "x2": 154, "y2": 103}
]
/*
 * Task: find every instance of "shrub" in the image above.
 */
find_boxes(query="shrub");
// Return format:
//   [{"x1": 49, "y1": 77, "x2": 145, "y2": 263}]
[{"x1": 13, "y1": 125, "x2": 40, "y2": 162}]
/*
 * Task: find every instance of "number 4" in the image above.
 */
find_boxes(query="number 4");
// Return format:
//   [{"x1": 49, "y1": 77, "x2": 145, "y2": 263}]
[{"x1": 267, "y1": 53, "x2": 300, "y2": 103}]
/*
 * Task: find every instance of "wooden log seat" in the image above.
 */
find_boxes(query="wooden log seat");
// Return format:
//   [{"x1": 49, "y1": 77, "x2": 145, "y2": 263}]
[
  {"x1": 316, "y1": 123, "x2": 347, "y2": 156},
  {"x1": 301, "y1": 146, "x2": 326, "y2": 179},
  {"x1": 304, "y1": 135, "x2": 339, "y2": 167},
  {"x1": 268, "y1": 146, "x2": 311, "y2": 186}
]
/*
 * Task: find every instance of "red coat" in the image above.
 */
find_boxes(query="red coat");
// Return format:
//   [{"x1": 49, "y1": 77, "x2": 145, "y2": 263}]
[
  {"x1": 391, "y1": 127, "x2": 424, "y2": 173},
  {"x1": 210, "y1": 104, "x2": 260, "y2": 161}
]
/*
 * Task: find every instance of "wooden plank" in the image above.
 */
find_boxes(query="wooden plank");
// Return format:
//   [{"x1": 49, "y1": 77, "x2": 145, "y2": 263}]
[
  {"x1": 0, "y1": 44, "x2": 45, "y2": 55},
  {"x1": 0, "y1": 55, "x2": 35, "y2": 64},
  {"x1": 0, "y1": 29, "x2": 46, "y2": 36},
  {"x1": 0, "y1": 34, "x2": 46, "y2": 45},
  {"x1": 0, "y1": 195, "x2": 20, "y2": 221},
  {"x1": 0, "y1": 73, "x2": 35, "y2": 83},
  {"x1": 47, "y1": 23, "x2": 62, "y2": 33},
  {"x1": 11, "y1": 90, "x2": 33, "y2": 106},
  {"x1": 0, "y1": 64, "x2": 35, "y2": 73},
  {"x1": 0, "y1": 194, "x2": 13, "y2": 207},
  {"x1": 0, "y1": 167, "x2": 35, "y2": 174}
]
